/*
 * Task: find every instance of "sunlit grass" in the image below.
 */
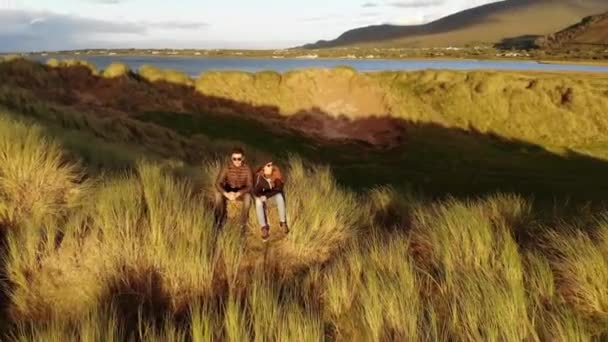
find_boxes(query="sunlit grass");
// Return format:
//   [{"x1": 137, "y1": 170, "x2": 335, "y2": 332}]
[
  {"x1": 139, "y1": 64, "x2": 193, "y2": 86},
  {"x1": 102, "y1": 62, "x2": 130, "y2": 79},
  {"x1": 1, "y1": 95, "x2": 608, "y2": 340}
]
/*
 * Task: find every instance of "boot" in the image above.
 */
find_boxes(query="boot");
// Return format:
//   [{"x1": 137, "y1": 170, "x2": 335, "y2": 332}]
[
  {"x1": 280, "y1": 222, "x2": 289, "y2": 234},
  {"x1": 261, "y1": 225, "x2": 270, "y2": 241}
]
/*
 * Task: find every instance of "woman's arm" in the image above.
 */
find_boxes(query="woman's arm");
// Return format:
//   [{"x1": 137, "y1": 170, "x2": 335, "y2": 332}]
[
  {"x1": 253, "y1": 174, "x2": 265, "y2": 197},
  {"x1": 265, "y1": 179, "x2": 284, "y2": 198}
]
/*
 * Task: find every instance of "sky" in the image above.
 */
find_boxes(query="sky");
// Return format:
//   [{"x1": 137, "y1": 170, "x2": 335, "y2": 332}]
[{"x1": 0, "y1": 0, "x2": 500, "y2": 52}]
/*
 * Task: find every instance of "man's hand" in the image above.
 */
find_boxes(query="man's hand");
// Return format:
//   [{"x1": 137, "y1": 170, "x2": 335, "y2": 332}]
[
  {"x1": 223, "y1": 192, "x2": 231, "y2": 200},
  {"x1": 224, "y1": 192, "x2": 236, "y2": 201},
  {"x1": 234, "y1": 192, "x2": 242, "y2": 199},
  {"x1": 260, "y1": 196, "x2": 267, "y2": 202}
]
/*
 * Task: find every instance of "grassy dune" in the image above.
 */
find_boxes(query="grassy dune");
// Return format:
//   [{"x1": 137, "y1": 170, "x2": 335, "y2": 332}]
[
  {"x1": 4, "y1": 58, "x2": 608, "y2": 199},
  {"x1": 197, "y1": 67, "x2": 608, "y2": 150},
  {"x1": 1, "y1": 59, "x2": 608, "y2": 339},
  {"x1": 1, "y1": 106, "x2": 608, "y2": 340}
]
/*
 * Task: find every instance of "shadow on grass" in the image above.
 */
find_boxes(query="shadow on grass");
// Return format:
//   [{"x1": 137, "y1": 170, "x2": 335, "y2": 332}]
[
  {"x1": 138, "y1": 109, "x2": 608, "y2": 202},
  {"x1": 3, "y1": 58, "x2": 608, "y2": 203}
]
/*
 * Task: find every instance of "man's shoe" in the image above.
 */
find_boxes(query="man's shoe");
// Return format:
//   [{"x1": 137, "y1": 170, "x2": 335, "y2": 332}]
[
  {"x1": 280, "y1": 222, "x2": 289, "y2": 234},
  {"x1": 261, "y1": 225, "x2": 270, "y2": 241}
]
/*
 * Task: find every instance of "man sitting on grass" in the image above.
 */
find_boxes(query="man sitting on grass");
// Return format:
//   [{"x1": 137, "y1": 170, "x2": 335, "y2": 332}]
[{"x1": 214, "y1": 147, "x2": 253, "y2": 230}]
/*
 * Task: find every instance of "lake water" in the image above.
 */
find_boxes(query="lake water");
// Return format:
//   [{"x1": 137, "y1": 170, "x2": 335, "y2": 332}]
[{"x1": 32, "y1": 55, "x2": 608, "y2": 75}]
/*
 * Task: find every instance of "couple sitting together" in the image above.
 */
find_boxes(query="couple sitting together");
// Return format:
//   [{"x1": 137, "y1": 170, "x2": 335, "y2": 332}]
[{"x1": 214, "y1": 147, "x2": 288, "y2": 241}]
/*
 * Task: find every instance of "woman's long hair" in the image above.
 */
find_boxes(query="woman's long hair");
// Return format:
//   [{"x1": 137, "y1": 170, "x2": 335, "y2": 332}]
[{"x1": 256, "y1": 163, "x2": 284, "y2": 184}]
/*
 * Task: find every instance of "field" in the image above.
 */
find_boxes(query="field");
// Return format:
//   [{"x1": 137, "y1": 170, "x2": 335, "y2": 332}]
[{"x1": 0, "y1": 58, "x2": 607, "y2": 340}]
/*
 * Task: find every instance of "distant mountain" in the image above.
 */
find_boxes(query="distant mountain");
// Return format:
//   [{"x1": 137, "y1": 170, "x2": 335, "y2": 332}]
[
  {"x1": 539, "y1": 11, "x2": 608, "y2": 48},
  {"x1": 303, "y1": 0, "x2": 608, "y2": 49}
]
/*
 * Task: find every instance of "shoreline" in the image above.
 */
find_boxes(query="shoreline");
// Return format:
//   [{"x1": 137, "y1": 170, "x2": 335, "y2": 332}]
[
  {"x1": 20, "y1": 53, "x2": 608, "y2": 67},
  {"x1": 9, "y1": 54, "x2": 608, "y2": 75}
]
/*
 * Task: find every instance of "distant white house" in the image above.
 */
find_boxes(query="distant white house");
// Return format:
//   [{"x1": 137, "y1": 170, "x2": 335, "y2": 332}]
[
  {"x1": 296, "y1": 54, "x2": 318, "y2": 59},
  {"x1": 108, "y1": 52, "x2": 117, "y2": 56},
  {"x1": 194, "y1": 52, "x2": 202, "y2": 56}
]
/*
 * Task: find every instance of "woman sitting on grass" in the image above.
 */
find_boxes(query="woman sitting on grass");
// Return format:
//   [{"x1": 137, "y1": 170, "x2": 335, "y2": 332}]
[{"x1": 253, "y1": 160, "x2": 289, "y2": 241}]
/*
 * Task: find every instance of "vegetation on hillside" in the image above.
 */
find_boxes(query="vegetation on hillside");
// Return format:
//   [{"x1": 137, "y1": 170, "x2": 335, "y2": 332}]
[
  {"x1": 303, "y1": 0, "x2": 608, "y2": 49},
  {"x1": 539, "y1": 11, "x2": 608, "y2": 49},
  {"x1": 196, "y1": 67, "x2": 608, "y2": 152}
]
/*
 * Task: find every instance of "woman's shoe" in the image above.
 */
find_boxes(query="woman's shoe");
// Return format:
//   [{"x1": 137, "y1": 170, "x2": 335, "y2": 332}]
[{"x1": 261, "y1": 225, "x2": 270, "y2": 241}]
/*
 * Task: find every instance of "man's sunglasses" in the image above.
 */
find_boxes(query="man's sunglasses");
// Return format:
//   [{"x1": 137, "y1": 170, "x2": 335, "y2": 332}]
[{"x1": 232, "y1": 157, "x2": 243, "y2": 161}]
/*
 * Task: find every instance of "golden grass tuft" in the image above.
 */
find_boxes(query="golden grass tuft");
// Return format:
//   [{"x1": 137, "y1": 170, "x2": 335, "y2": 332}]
[
  {"x1": 102, "y1": 62, "x2": 130, "y2": 79},
  {"x1": 280, "y1": 157, "x2": 361, "y2": 263},
  {"x1": 1, "y1": 54, "x2": 21, "y2": 63},
  {"x1": 0, "y1": 115, "x2": 83, "y2": 228},
  {"x1": 543, "y1": 228, "x2": 608, "y2": 322},
  {"x1": 139, "y1": 64, "x2": 193, "y2": 86},
  {"x1": 45, "y1": 58, "x2": 99, "y2": 75}
]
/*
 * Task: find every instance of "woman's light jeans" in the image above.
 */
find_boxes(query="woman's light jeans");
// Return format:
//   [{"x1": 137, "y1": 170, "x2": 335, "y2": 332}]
[{"x1": 255, "y1": 193, "x2": 286, "y2": 227}]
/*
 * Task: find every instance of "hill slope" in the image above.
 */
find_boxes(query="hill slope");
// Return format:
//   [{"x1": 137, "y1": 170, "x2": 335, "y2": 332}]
[
  {"x1": 304, "y1": 0, "x2": 608, "y2": 48},
  {"x1": 540, "y1": 11, "x2": 608, "y2": 48}
]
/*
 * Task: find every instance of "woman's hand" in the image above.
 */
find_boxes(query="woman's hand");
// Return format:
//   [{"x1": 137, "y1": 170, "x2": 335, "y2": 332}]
[{"x1": 260, "y1": 196, "x2": 267, "y2": 202}]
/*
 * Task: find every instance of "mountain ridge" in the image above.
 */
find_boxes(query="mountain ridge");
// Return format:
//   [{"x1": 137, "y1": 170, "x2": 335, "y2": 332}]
[
  {"x1": 303, "y1": 0, "x2": 608, "y2": 49},
  {"x1": 539, "y1": 10, "x2": 608, "y2": 48}
]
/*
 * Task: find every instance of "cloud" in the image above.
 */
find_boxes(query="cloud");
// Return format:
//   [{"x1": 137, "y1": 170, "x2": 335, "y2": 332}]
[
  {"x1": 149, "y1": 21, "x2": 209, "y2": 30},
  {"x1": 388, "y1": 0, "x2": 445, "y2": 8},
  {"x1": 360, "y1": 12, "x2": 380, "y2": 18},
  {"x1": 86, "y1": 0, "x2": 130, "y2": 4},
  {"x1": 362, "y1": 2, "x2": 378, "y2": 7},
  {"x1": 301, "y1": 14, "x2": 346, "y2": 22},
  {"x1": 0, "y1": 9, "x2": 209, "y2": 52}
]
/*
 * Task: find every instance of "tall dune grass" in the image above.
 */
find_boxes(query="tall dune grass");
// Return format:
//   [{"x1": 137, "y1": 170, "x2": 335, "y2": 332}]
[
  {"x1": 543, "y1": 227, "x2": 608, "y2": 325},
  {"x1": 282, "y1": 157, "x2": 361, "y2": 262},
  {"x1": 411, "y1": 197, "x2": 530, "y2": 340},
  {"x1": 0, "y1": 115, "x2": 83, "y2": 228},
  {"x1": 2, "y1": 108, "x2": 608, "y2": 340}
]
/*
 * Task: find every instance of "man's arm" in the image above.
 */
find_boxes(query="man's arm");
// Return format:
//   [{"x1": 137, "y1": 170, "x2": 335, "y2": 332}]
[
  {"x1": 238, "y1": 167, "x2": 253, "y2": 195},
  {"x1": 215, "y1": 166, "x2": 227, "y2": 193}
]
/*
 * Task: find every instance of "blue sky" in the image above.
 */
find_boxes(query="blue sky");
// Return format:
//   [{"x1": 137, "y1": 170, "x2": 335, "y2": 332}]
[{"x1": 1, "y1": 0, "x2": 499, "y2": 51}]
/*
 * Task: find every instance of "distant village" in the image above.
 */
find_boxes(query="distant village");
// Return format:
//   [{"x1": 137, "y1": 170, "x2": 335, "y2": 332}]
[
  {"x1": 4, "y1": 45, "x2": 544, "y2": 61},
  {"x1": 5, "y1": 44, "x2": 604, "y2": 63}
]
